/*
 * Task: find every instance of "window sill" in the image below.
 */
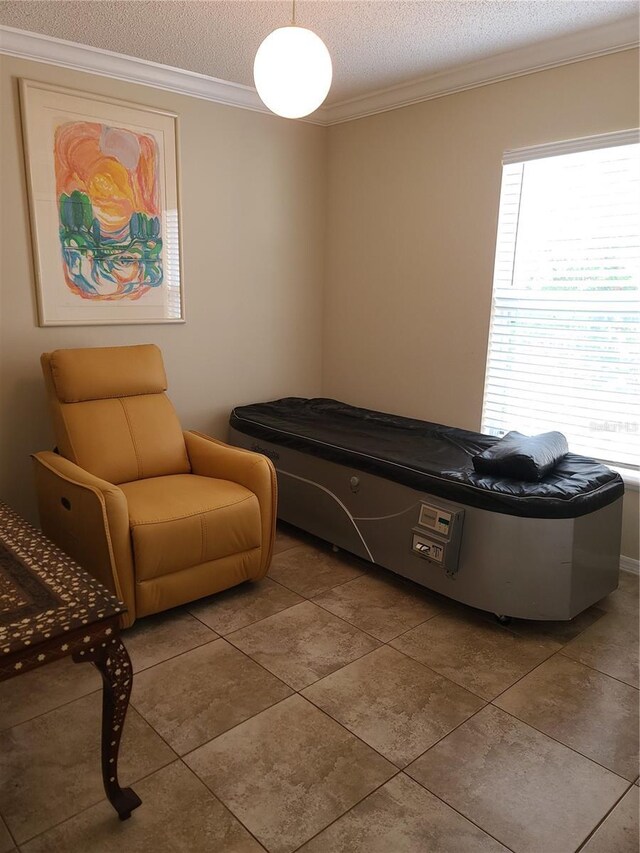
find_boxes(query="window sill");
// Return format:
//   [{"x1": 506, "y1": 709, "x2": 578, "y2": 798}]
[{"x1": 609, "y1": 466, "x2": 640, "y2": 492}]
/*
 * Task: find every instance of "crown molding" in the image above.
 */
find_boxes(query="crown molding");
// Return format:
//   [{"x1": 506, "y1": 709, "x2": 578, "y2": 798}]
[
  {"x1": 0, "y1": 24, "x2": 324, "y2": 125},
  {"x1": 322, "y1": 17, "x2": 639, "y2": 125},
  {"x1": 1, "y1": 19, "x2": 638, "y2": 127}
]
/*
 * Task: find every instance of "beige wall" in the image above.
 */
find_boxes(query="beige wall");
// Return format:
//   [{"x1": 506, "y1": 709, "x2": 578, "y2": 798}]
[
  {"x1": 323, "y1": 50, "x2": 640, "y2": 559},
  {"x1": 1, "y1": 50, "x2": 638, "y2": 559},
  {"x1": 0, "y1": 55, "x2": 326, "y2": 522}
]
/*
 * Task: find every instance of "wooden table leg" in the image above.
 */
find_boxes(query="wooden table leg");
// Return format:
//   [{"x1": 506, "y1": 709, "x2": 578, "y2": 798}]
[{"x1": 73, "y1": 634, "x2": 142, "y2": 820}]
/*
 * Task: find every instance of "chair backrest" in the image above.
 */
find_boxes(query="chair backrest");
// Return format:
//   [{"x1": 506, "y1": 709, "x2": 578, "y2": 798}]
[{"x1": 41, "y1": 344, "x2": 190, "y2": 484}]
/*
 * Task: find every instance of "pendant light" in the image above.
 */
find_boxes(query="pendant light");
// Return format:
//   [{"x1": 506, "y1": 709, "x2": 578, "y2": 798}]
[{"x1": 254, "y1": 0, "x2": 332, "y2": 119}]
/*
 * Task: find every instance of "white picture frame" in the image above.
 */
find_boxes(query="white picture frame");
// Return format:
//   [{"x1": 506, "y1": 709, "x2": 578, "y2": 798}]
[{"x1": 19, "y1": 79, "x2": 185, "y2": 325}]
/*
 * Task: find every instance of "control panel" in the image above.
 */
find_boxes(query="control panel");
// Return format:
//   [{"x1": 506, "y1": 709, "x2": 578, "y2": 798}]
[
  {"x1": 412, "y1": 534, "x2": 445, "y2": 564},
  {"x1": 412, "y1": 499, "x2": 464, "y2": 575},
  {"x1": 418, "y1": 504, "x2": 454, "y2": 537}
]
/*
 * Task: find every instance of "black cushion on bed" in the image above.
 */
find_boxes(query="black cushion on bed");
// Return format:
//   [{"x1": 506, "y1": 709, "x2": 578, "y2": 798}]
[
  {"x1": 472, "y1": 431, "x2": 569, "y2": 482},
  {"x1": 230, "y1": 398, "x2": 624, "y2": 519}
]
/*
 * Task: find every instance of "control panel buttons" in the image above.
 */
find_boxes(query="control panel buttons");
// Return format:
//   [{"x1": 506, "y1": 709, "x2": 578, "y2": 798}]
[{"x1": 412, "y1": 534, "x2": 444, "y2": 564}]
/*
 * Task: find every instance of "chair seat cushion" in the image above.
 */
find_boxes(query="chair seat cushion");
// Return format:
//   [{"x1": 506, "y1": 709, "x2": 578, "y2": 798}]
[{"x1": 121, "y1": 474, "x2": 261, "y2": 580}]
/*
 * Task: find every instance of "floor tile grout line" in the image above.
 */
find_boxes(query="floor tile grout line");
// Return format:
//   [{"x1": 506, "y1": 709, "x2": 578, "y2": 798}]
[
  {"x1": 221, "y1": 599, "x2": 386, "y2": 691},
  {"x1": 380, "y1": 641, "x2": 531, "y2": 703},
  {"x1": 152, "y1": 582, "x2": 635, "y2": 707},
  {"x1": 221, "y1": 596, "x2": 369, "y2": 642},
  {"x1": 404, "y1": 774, "x2": 518, "y2": 853},
  {"x1": 267, "y1": 547, "x2": 373, "y2": 598},
  {"x1": 179, "y1": 693, "x2": 401, "y2": 853},
  {"x1": 401, "y1": 699, "x2": 491, "y2": 773},
  {"x1": 175, "y1": 756, "x2": 270, "y2": 852},
  {"x1": 352, "y1": 645, "x2": 634, "y2": 838},
  {"x1": 187, "y1": 589, "x2": 304, "y2": 638},
  {"x1": 178, "y1": 693, "x2": 407, "y2": 851},
  {"x1": 295, "y1": 690, "x2": 412, "y2": 770},
  {"x1": 288, "y1": 768, "x2": 404, "y2": 852},
  {"x1": 175, "y1": 757, "x2": 278, "y2": 852},
  {"x1": 139, "y1": 564, "x2": 603, "y2": 750},
  {"x1": 267, "y1": 566, "x2": 367, "y2": 600},
  {"x1": 134, "y1": 689, "x2": 294, "y2": 761},
  {"x1": 145, "y1": 636, "x2": 479, "y2": 788},
  {"x1": 289, "y1": 694, "x2": 515, "y2": 853},
  {"x1": 303, "y1": 638, "x2": 477, "y2": 698},
  {"x1": 305, "y1": 594, "x2": 439, "y2": 647},
  {"x1": 384, "y1": 600, "x2": 552, "y2": 651},
  {"x1": 0, "y1": 684, "x2": 107, "y2": 738},
  {"x1": 297, "y1": 646, "x2": 489, "y2": 761},
  {"x1": 489, "y1": 649, "x2": 640, "y2": 779},
  {"x1": 396, "y1": 694, "x2": 601, "y2": 852},
  {"x1": 5, "y1": 690, "x2": 181, "y2": 845},
  {"x1": 298, "y1": 683, "x2": 494, "y2": 787},
  {"x1": 558, "y1": 648, "x2": 639, "y2": 690},
  {"x1": 19, "y1": 591, "x2": 405, "y2": 794},
  {"x1": 489, "y1": 648, "x2": 584, "y2": 704},
  {"x1": 176, "y1": 646, "x2": 483, "y2": 796},
  {"x1": 1, "y1": 813, "x2": 18, "y2": 850},
  {"x1": 6, "y1": 628, "x2": 633, "y2": 837},
  {"x1": 489, "y1": 700, "x2": 638, "y2": 784},
  {"x1": 0, "y1": 630, "x2": 222, "y2": 736},
  {"x1": 179, "y1": 694, "x2": 294, "y2": 763},
  {"x1": 129, "y1": 652, "x2": 295, "y2": 755},
  {"x1": 11, "y1": 754, "x2": 178, "y2": 848},
  {"x1": 0, "y1": 634, "x2": 245, "y2": 740},
  {"x1": 128, "y1": 632, "x2": 220, "y2": 675},
  {"x1": 224, "y1": 625, "x2": 383, "y2": 694},
  {"x1": 288, "y1": 764, "x2": 519, "y2": 853},
  {"x1": 131, "y1": 631, "x2": 296, "y2": 706},
  {"x1": 574, "y1": 780, "x2": 635, "y2": 852},
  {"x1": 309, "y1": 593, "x2": 442, "y2": 643},
  {"x1": 0, "y1": 598, "x2": 341, "y2": 740}
]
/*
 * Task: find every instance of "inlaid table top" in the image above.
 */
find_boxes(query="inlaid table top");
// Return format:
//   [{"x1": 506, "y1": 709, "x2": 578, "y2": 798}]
[{"x1": 0, "y1": 501, "x2": 124, "y2": 661}]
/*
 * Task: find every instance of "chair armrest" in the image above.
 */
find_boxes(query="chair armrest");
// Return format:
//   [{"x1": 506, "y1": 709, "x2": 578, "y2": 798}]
[
  {"x1": 184, "y1": 431, "x2": 277, "y2": 574},
  {"x1": 31, "y1": 451, "x2": 136, "y2": 627}
]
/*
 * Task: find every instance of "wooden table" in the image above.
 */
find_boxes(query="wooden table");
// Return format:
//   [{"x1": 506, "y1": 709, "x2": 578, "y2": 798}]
[{"x1": 0, "y1": 502, "x2": 141, "y2": 820}]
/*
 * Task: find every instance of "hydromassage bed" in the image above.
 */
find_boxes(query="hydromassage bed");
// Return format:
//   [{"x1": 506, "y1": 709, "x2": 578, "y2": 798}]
[{"x1": 229, "y1": 398, "x2": 624, "y2": 621}]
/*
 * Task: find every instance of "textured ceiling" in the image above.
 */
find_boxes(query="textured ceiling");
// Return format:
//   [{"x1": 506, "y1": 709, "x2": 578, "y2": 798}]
[{"x1": 0, "y1": 1, "x2": 637, "y2": 104}]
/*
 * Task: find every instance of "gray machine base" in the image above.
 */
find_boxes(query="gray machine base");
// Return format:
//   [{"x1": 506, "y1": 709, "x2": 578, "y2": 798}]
[{"x1": 230, "y1": 428, "x2": 623, "y2": 621}]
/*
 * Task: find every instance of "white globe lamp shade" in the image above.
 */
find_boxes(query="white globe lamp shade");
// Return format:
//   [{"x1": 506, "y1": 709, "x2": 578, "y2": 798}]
[{"x1": 254, "y1": 26, "x2": 332, "y2": 119}]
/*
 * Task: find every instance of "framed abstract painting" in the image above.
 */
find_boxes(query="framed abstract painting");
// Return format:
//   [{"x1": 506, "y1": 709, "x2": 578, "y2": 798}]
[{"x1": 19, "y1": 80, "x2": 184, "y2": 325}]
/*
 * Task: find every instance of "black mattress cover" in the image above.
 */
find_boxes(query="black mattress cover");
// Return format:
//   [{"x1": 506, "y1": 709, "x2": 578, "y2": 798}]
[{"x1": 230, "y1": 398, "x2": 624, "y2": 519}]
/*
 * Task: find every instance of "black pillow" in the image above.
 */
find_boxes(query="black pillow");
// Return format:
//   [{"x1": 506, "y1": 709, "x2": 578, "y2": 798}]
[{"x1": 473, "y1": 431, "x2": 569, "y2": 482}]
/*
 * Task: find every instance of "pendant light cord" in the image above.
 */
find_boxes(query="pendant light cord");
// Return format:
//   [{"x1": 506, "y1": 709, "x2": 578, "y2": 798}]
[{"x1": 292, "y1": 0, "x2": 296, "y2": 26}]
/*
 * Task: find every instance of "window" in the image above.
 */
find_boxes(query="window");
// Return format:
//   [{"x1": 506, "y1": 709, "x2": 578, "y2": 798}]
[{"x1": 482, "y1": 131, "x2": 640, "y2": 470}]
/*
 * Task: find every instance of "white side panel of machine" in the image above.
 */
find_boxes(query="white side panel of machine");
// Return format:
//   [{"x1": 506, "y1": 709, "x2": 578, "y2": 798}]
[{"x1": 230, "y1": 428, "x2": 622, "y2": 620}]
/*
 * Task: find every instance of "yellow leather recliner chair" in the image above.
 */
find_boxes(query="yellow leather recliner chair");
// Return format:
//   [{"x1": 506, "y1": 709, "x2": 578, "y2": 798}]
[{"x1": 32, "y1": 344, "x2": 277, "y2": 627}]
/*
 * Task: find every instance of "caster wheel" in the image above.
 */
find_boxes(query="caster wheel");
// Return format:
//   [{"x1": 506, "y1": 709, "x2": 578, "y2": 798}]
[{"x1": 495, "y1": 614, "x2": 511, "y2": 625}]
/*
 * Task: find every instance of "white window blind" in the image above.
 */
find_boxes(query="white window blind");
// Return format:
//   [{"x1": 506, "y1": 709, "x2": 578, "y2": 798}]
[{"x1": 482, "y1": 132, "x2": 640, "y2": 469}]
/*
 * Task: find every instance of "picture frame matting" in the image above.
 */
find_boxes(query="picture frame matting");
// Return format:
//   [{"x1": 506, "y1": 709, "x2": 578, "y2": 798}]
[{"x1": 19, "y1": 79, "x2": 185, "y2": 326}]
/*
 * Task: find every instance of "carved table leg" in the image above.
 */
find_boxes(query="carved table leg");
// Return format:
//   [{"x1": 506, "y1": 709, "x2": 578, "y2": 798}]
[{"x1": 73, "y1": 634, "x2": 142, "y2": 820}]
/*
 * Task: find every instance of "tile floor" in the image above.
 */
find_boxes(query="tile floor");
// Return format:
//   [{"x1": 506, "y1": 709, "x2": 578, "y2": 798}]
[{"x1": 0, "y1": 524, "x2": 638, "y2": 853}]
